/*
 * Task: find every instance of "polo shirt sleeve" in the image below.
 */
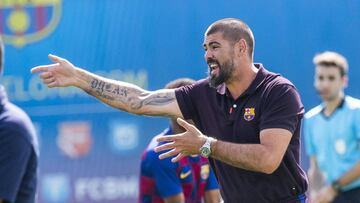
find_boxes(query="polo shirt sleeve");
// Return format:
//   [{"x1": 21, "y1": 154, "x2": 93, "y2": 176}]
[
  {"x1": 0, "y1": 125, "x2": 33, "y2": 202},
  {"x1": 259, "y1": 84, "x2": 304, "y2": 134},
  {"x1": 205, "y1": 166, "x2": 219, "y2": 191},
  {"x1": 303, "y1": 117, "x2": 316, "y2": 156},
  {"x1": 175, "y1": 83, "x2": 197, "y2": 119},
  {"x1": 148, "y1": 150, "x2": 183, "y2": 198}
]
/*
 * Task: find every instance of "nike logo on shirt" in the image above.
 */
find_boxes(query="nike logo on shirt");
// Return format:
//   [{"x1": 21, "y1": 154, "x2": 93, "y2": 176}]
[{"x1": 180, "y1": 171, "x2": 192, "y2": 179}]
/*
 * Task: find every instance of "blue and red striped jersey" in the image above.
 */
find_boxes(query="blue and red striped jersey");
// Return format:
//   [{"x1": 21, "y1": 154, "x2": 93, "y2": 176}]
[{"x1": 139, "y1": 128, "x2": 218, "y2": 203}]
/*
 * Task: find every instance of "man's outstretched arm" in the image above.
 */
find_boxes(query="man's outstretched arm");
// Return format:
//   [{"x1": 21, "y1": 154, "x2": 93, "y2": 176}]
[{"x1": 31, "y1": 54, "x2": 183, "y2": 118}]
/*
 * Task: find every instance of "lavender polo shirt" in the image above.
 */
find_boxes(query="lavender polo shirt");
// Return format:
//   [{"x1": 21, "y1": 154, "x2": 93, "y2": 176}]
[{"x1": 175, "y1": 64, "x2": 308, "y2": 203}]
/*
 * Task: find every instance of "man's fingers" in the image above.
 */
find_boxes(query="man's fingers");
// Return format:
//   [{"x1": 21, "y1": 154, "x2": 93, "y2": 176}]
[
  {"x1": 48, "y1": 54, "x2": 64, "y2": 63},
  {"x1": 176, "y1": 118, "x2": 195, "y2": 132},
  {"x1": 158, "y1": 148, "x2": 178, "y2": 160},
  {"x1": 47, "y1": 81, "x2": 58, "y2": 88},
  {"x1": 31, "y1": 66, "x2": 48, "y2": 73},
  {"x1": 31, "y1": 54, "x2": 65, "y2": 74},
  {"x1": 31, "y1": 64, "x2": 58, "y2": 73},
  {"x1": 154, "y1": 142, "x2": 175, "y2": 153},
  {"x1": 171, "y1": 153, "x2": 185, "y2": 163},
  {"x1": 40, "y1": 72, "x2": 53, "y2": 79},
  {"x1": 156, "y1": 135, "x2": 177, "y2": 142},
  {"x1": 43, "y1": 77, "x2": 56, "y2": 84}
]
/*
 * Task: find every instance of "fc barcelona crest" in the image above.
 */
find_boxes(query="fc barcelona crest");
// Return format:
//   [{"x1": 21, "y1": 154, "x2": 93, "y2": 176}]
[
  {"x1": 200, "y1": 164, "x2": 210, "y2": 180},
  {"x1": 0, "y1": 0, "x2": 62, "y2": 47},
  {"x1": 244, "y1": 107, "x2": 255, "y2": 121}
]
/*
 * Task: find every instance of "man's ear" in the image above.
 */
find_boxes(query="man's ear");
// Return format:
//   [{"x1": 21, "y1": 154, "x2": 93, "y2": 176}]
[
  {"x1": 342, "y1": 75, "x2": 348, "y2": 88},
  {"x1": 235, "y1": 39, "x2": 247, "y2": 56}
]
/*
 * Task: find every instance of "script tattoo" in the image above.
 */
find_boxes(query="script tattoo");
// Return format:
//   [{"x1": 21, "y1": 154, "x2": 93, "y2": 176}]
[
  {"x1": 89, "y1": 78, "x2": 175, "y2": 111},
  {"x1": 91, "y1": 79, "x2": 105, "y2": 93},
  {"x1": 90, "y1": 79, "x2": 128, "y2": 99},
  {"x1": 111, "y1": 86, "x2": 128, "y2": 97}
]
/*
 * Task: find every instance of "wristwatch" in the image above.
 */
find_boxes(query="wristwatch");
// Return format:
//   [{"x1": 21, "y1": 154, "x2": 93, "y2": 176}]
[
  {"x1": 199, "y1": 137, "x2": 216, "y2": 158},
  {"x1": 331, "y1": 181, "x2": 342, "y2": 193}
]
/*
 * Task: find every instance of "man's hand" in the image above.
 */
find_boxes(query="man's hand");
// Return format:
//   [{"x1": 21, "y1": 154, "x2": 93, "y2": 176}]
[
  {"x1": 31, "y1": 54, "x2": 78, "y2": 88},
  {"x1": 312, "y1": 185, "x2": 338, "y2": 203},
  {"x1": 154, "y1": 118, "x2": 207, "y2": 162}
]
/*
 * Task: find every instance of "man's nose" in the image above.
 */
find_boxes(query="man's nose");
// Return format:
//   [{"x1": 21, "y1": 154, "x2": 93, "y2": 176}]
[
  {"x1": 320, "y1": 79, "x2": 331, "y2": 88},
  {"x1": 204, "y1": 50, "x2": 214, "y2": 62}
]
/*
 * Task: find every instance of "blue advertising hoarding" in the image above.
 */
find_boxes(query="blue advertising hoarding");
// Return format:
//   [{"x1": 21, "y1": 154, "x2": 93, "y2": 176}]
[{"x1": 1, "y1": 1, "x2": 359, "y2": 202}]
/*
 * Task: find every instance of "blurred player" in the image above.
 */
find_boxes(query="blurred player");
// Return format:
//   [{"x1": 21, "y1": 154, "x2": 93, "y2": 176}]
[
  {"x1": 0, "y1": 37, "x2": 39, "y2": 203},
  {"x1": 305, "y1": 51, "x2": 360, "y2": 203},
  {"x1": 139, "y1": 78, "x2": 220, "y2": 203}
]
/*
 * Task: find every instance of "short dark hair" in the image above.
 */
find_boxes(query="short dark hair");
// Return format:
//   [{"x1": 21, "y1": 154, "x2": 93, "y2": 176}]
[
  {"x1": 165, "y1": 78, "x2": 196, "y2": 89},
  {"x1": 205, "y1": 18, "x2": 255, "y2": 58},
  {"x1": 0, "y1": 36, "x2": 3, "y2": 76},
  {"x1": 313, "y1": 51, "x2": 348, "y2": 77}
]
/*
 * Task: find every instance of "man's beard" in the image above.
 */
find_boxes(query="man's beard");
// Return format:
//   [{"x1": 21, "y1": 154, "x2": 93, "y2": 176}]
[{"x1": 208, "y1": 59, "x2": 235, "y2": 88}]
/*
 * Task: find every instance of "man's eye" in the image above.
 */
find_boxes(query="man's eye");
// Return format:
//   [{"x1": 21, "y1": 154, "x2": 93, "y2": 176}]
[
  {"x1": 318, "y1": 76, "x2": 324, "y2": 81},
  {"x1": 328, "y1": 76, "x2": 335, "y2": 81}
]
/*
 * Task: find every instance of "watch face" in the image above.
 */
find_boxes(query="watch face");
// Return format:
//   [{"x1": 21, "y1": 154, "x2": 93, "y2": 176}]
[{"x1": 200, "y1": 147, "x2": 211, "y2": 157}]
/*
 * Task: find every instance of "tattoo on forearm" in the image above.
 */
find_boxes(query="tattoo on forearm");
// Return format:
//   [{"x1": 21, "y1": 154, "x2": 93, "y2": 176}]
[
  {"x1": 91, "y1": 79, "x2": 105, "y2": 93},
  {"x1": 90, "y1": 79, "x2": 128, "y2": 97},
  {"x1": 89, "y1": 78, "x2": 175, "y2": 110}
]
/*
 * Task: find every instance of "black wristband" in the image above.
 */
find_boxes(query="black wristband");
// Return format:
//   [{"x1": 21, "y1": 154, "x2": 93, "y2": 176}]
[{"x1": 331, "y1": 181, "x2": 342, "y2": 193}]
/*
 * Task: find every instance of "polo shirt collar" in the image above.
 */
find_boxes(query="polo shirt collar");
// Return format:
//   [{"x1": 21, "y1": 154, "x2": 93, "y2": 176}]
[{"x1": 216, "y1": 63, "x2": 269, "y2": 97}]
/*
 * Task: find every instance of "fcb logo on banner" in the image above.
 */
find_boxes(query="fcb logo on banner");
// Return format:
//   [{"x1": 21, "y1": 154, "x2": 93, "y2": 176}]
[
  {"x1": 244, "y1": 107, "x2": 255, "y2": 121},
  {"x1": 0, "y1": 0, "x2": 62, "y2": 47},
  {"x1": 57, "y1": 121, "x2": 92, "y2": 159}
]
